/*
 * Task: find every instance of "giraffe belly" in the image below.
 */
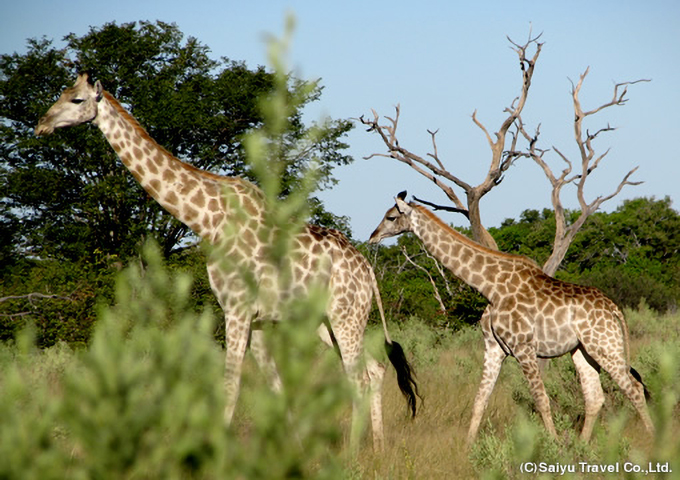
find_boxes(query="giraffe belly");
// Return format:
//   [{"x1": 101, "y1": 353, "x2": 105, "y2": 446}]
[{"x1": 534, "y1": 320, "x2": 580, "y2": 358}]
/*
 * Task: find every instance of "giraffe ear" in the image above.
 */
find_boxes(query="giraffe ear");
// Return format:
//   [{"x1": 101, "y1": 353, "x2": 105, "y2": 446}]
[
  {"x1": 395, "y1": 193, "x2": 411, "y2": 215},
  {"x1": 94, "y1": 80, "x2": 103, "y2": 102},
  {"x1": 397, "y1": 190, "x2": 408, "y2": 201},
  {"x1": 75, "y1": 73, "x2": 89, "y2": 86}
]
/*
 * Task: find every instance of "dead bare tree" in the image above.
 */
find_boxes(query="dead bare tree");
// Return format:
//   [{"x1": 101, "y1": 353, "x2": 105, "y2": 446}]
[
  {"x1": 361, "y1": 32, "x2": 543, "y2": 250},
  {"x1": 361, "y1": 32, "x2": 646, "y2": 277},
  {"x1": 513, "y1": 69, "x2": 647, "y2": 275}
]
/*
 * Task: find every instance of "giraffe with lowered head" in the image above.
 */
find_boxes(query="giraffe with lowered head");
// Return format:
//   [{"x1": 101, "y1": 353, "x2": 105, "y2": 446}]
[
  {"x1": 35, "y1": 73, "x2": 419, "y2": 450},
  {"x1": 369, "y1": 191, "x2": 654, "y2": 443}
]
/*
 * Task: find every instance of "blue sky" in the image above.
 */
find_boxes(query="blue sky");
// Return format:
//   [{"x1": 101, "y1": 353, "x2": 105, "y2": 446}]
[{"x1": 2, "y1": 0, "x2": 678, "y2": 240}]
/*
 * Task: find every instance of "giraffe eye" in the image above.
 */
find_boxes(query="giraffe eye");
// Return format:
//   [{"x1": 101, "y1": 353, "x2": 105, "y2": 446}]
[
  {"x1": 71, "y1": 98, "x2": 85, "y2": 105},
  {"x1": 386, "y1": 216, "x2": 396, "y2": 222}
]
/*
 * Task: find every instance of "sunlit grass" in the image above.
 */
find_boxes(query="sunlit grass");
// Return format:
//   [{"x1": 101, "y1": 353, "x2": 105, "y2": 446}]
[
  {"x1": 1, "y1": 309, "x2": 678, "y2": 477},
  {"x1": 352, "y1": 309, "x2": 680, "y2": 479}
]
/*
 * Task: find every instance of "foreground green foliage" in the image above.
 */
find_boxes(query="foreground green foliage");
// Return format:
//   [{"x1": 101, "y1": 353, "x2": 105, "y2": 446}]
[
  {"x1": 0, "y1": 241, "x2": 348, "y2": 478},
  {"x1": 3, "y1": 308, "x2": 679, "y2": 478}
]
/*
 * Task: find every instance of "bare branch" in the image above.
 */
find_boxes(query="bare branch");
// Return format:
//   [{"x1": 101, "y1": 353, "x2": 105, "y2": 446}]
[
  {"x1": 400, "y1": 246, "x2": 446, "y2": 313},
  {"x1": 413, "y1": 196, "x2": 470, "y2": 218},
  {"x1": 0, "y1": 292, "x2": 73, "y2": 303},
  {"x1": 581, "y1": 78, "x2": 651, "y2": 117},
  {"x1": 591, "y1": 166, "x2": 643, "y2": 208},
  {"x1": 422, "y1": 246, "x2": 454, "y2": 297},
  {"x1": 0, "y1": 292, "x2": 74, "y2": 319},
  {"x1": 471, "y1": 110, "x2": 494, "y2": 148},
  {"x1": 426, "y1": 128, "x2": 447, "y2": 171}
]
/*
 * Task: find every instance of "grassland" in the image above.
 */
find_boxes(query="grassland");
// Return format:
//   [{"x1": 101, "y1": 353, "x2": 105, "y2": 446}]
[
  {"x1": 349, "y1": 306, "x2": 680, "y2": 479},
  {"x1": 1, "y1": 304, "x2": 679, "y2": 478}
]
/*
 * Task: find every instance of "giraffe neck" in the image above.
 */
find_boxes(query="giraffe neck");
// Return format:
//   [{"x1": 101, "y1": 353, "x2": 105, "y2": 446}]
[
  {"x1": 410, "y1": 205, "x2": 535, "y2": 303},
  {"x1": 92, "y1": 91, "x2": 253, "y2": 242}
]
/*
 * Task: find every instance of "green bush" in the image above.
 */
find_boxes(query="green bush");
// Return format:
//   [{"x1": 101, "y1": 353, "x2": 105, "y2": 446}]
[{"x1": 0, "y1": 255, "x2": 117, "y2": 348}]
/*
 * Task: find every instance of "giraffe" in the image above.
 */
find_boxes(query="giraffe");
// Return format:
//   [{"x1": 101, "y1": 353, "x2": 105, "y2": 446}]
[
  {"x1": 369, "y1": 191, "x2": 654, "y2": 443},
  {"x1": 35, "y1": 73, "x2": 419, "y2": 451}
]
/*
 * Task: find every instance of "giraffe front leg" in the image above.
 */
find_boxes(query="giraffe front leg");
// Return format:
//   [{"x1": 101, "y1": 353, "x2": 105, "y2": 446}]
[
  {"x1": 223, "y1": 313, "x2": 250, "y2": 426},
  {"x1": 468, "y1": 338, "x2": 506, "y2": 444},
  {"x1": 468, "y1": 309, "x2": 507, "y2": 444},
  {"x1": 514, "y1": 343, "x2": 558, "y2": 439},
  {"x1": 250, "y1": 329, "x2": 283, "y2": 394}
]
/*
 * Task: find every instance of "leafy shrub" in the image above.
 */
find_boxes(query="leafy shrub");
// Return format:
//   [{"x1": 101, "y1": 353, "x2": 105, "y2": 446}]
[{"x1": 0, "y1": 255, "x2": 117, "y2": 348}]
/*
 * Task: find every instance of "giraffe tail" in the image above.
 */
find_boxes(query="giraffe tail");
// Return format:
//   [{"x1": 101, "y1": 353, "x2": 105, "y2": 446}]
[
  {"x1": 385, "y1": 340, "x2": 420, "y2": 417},
  {"x1": 630, "y1": 367, "x2": 652, "y2": 402},
  {"x1": 614, "y1": 303, "x2": 651, "y2": 402},
  {"x1": 369, "y1": 266, "x2": 421, "y2": 417}
]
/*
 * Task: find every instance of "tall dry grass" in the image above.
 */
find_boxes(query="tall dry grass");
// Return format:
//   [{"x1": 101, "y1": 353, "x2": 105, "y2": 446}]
[
  {"x1": 1, "y1": 305, "x2": 678, "y2": 478},
  {"x1": 348, "y1": 306, "x2": 680, "y2": 479}
]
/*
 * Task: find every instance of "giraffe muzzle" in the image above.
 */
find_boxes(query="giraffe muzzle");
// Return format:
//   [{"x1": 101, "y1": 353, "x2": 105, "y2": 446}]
[{"x1": 35, "y1": 120, "x2": 54, "y2": 136}]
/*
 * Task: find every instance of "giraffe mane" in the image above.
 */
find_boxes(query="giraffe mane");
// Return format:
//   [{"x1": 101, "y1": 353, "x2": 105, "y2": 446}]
[
  {"x1": 102, "y1": 90, "x2": 232, "y2": 184},
  {"x1": 413, "y1": 204, "x2": 541, "y2": 269},
  {"x1": 307, "y1": 224, "x2": 352, "y2": 248}
]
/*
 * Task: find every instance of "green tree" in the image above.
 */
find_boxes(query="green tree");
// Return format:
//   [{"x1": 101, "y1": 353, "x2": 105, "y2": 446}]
[
  {"x1": 0, "y1": 20, "x2": 352, "y2": 262},
  {"x1": 362, "y1": 233, "x2": 487, "y2": 331},
  {"x1": 564, "y1": 196, "x2": 680, "y2": 311}
]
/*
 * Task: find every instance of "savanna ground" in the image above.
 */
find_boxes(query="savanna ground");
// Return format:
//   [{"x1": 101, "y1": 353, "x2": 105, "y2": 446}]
[
  {"x1": 348, "y1": 306, "x2": 680, "y2": 479},
  {"x1": 236, "y1": 305, "x2": 680, "y2": 479},
  {"x1": 4, "y1": 286, "x2": 678, "y2": 479}
]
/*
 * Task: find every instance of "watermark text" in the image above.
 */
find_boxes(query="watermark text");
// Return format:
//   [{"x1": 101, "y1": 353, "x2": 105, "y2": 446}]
[{"x1": 520, "y1": 461, "x2": 672, "y2": 476}]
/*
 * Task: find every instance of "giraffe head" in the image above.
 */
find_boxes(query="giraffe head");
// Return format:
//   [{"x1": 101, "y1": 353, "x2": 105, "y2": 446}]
[
  {"x1": 35, "y1": 73, "x2": 103, "y2": 136},
  {"x1": 368, "y1": 191, "x2": 413, "y2": 244}
]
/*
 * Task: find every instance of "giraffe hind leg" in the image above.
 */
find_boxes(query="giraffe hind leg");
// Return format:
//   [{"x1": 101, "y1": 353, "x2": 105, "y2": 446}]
[
  {"x1": 571, "y1": 347, "x2": 604, "y2": 441},
  {"x1": 320, "y1": 321, "x2": 378, "y2": 451},
  {"x1": 365, "y1": 354, "x2": 386, "y2": 452},
  {"x1": 584, "y1": 347, "x2": 655, "y2": 437}
]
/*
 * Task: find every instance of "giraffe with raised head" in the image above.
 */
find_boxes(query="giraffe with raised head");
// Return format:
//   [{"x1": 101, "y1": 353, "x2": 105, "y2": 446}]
[
  {"x1": 35, "y1": 73, "x2": 419, "y2": 451},
  {"x1": 369, "y1": 191, "x2": 654, "y2": 443}
]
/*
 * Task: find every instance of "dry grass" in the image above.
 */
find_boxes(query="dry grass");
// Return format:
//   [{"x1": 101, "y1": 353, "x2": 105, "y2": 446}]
[
  {"x1": 344, "y1": 308, "x2": 680, "y2": 479},
  {"x1": 5, "y1": 308, "x2": 677, "y2": 478}
]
